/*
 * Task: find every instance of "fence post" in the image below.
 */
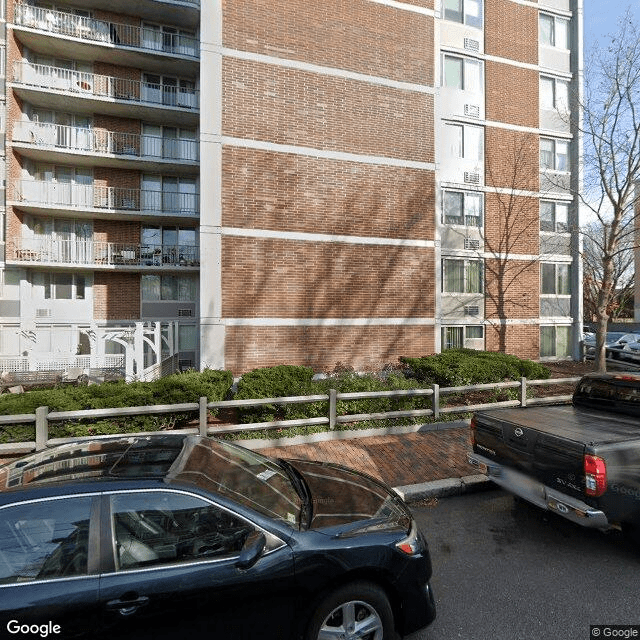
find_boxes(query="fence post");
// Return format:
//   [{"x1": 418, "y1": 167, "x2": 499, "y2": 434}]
[
  {"x1": 199, "y1": 397, "x2": 208, "y2": 437},
  {"x1": 35, "y1": 406, "x2": 48, "y2": 451},
  {"x1": 329, "y1": 389, "x2": 337, "y2": 430},
  {"x1": 520, "y1": 377, "x2": 527, "y2": 407},
  {"x1": 432, "y1": 384, "x2": 440, "y2": 420}
]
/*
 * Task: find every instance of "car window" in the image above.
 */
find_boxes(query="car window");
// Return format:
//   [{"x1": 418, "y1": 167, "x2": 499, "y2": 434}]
[
  {"x1": 0, "y1": 496, "x2": 92, "y2": 584},
  {"x1": 110, "y1": 491, "x2": 255, "y2": 571}
]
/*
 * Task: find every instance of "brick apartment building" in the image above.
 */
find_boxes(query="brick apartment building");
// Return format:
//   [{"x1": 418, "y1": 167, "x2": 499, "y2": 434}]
[{"x1": 0, "y1": 0, "x2": 583, "y2": 377}]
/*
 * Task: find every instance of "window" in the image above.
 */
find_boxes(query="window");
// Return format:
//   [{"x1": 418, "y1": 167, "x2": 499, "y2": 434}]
[
  {"x1": 540, "y1": 138, "x2": 569, "y2": 172},
  {"x1": 443, "y1": 259, "x2": 483, "y2": 293},
  {"x1": 0, "y1": 497, "x2": 92, "y2": 584},
  {"x1": 442, "y1": 325, "x2": 484, "y2": 350},
  {"x1": 540, "y1": 201, "x2": 569, "y2": 232},
  {"x1": 142, "y1": 275, "x2": 197, "y2": 301},
  {"x1": 178, "y1": 324, "x2": 198, "y2": 350},
  {"x1": 110, "y1": 492, "x2": 254, "y2": 571},
  {"x1": 443, "y1": 190, "x2": 483, "y2": 226},
  {"x1": 35, "y1": 272, "x2": 88, "y2": 300},
  {"x1": 540, "y1": 13, "x2": 569, "y2": 49},
  {"x1": 541, "y1": 263, "x2": 571, "y2": 295},
  {"x1": 141, "y1": 175, "x2": 198, "y2": 214},
  {"x1": 443, "y1": 0, "x2": 483, "y2": 28},
  {"x1": 540, "y1": 76, "x2": 569, "y2": 112},
  {"x1": 141, "y1": 226, "x2": 198, "y2": 265},
  {"x1": 540, "y1": 325, "x2": 572, "y2": 358},
  {"x1": 141, "y1": 124, "x2": 197, "y2": 160},
  {"x1": 443, "y1": 55, "x2": 482, "y2": 92},
  {"x1": 445, "y1": 124, "x2": 483, "y2": 161}
]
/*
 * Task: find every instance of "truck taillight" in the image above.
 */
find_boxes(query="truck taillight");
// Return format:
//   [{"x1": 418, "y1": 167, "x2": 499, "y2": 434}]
[
  {"x1": 584, "y1": 455, "x2": 607, "y2": 497},
  {"x1": 470, "y1": 416, "x2": 477, "y2": 447}
]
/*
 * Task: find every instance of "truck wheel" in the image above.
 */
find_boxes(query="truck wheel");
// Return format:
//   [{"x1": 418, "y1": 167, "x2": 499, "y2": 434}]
[{"x1": 305, "y1": 581, "x2": 396, "y2": 640}]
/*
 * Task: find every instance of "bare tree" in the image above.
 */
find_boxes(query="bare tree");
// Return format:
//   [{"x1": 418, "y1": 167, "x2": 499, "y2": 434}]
[
  {"x1": 579, "y1": 9, "x2": 640, "y2": 370},
  {"x1": 582, "y1": 219, "x2": 635, "y2": 323}
]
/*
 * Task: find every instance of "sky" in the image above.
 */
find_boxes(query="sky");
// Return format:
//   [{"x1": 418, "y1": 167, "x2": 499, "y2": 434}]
[{"x1": 583, "y1": 0, "x2": 640, "y2": 52}]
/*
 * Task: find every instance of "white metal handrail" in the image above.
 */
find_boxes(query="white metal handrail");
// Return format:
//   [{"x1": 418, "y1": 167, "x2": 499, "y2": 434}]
[
  {"x1": 13, "y1": 121, "x2": 199, "y2": 161},
  {"x1": 14, "y1": 181, "x2": 200, "y2": 215},
  {"x1": 13, "y1": 62, "x2": 200, "y2": 109},
  {"x1": 9, "y1": 239, "x2": 200, "y2": 267},
  {"x1": 14, "y1": 4, "x2": 199, "y2": 58}
]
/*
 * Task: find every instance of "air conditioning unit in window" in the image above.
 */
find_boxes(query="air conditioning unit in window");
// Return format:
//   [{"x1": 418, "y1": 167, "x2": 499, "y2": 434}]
[
  {"x1": 464, "y1": 305, "x2": 480, "y2": 316},
  {"x1": 36, "y1": 308, "x2": 52, "y2": 318},
  {"x1": 464, "y1": 38, "x2": 480, "y2": 52},
  {"x1": 464, "y1": 238, "x2": 481, "y2": 250},
  {"x1": 464, "y1": 104, "x2": 480, "y2": 118},
  {"x1": 464, "y1": 172, "x2": 481, "y2": 184},
  {"x1": 179, "y1": 359, "x2": 194, "y2": 371},
  {"x1": 178, "y1": 309, "x2": 193, "y2": 317}
]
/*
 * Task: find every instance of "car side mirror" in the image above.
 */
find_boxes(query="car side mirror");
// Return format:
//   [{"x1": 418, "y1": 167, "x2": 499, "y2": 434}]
[{"x1": 235, "y1": 531, "x2": 266, "y2": 570}]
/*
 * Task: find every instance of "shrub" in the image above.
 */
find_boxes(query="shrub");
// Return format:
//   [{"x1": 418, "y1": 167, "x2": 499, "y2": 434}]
[
  {"x1": 234, "y1": 365, "x2": 316, "y2": 423},
  {"x1": 401, "y1": 349, "x2": 549, "y2": 387}
]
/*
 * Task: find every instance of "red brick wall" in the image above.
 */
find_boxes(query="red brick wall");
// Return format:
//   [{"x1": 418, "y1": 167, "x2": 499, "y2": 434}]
[
  {"x1": 485, "y1": 324, "x2": 540, "y2": 360},
  {"x1": 221, "y1": 236, "x2": 435, "y2": 319},
  {"x1": 485, "y1": 129, "x2": 539, "y2": 192},
  {"x1": 485, "y1": 260, "x2": 539, "y2": 320},
  {"x1": 486, "y1": 61, "x2": 539, "y2": 128},
  {"x1": 222, "y1": 58, "x2": 434, "y2": 163},
  {"x1": 224, "y1": 325, "x2": 435, "y2": 375},
  {"x1": 93, "y1": 167, "x2": 140, "y2": 191},
  {"x1": 484, "y1": 192, "x2": 539, "y2": 256},
  {"x1": 93, "y1": 272, "x2": 140, "y2": 320},
  {"x1": 221, "y1": 147, "x2": 435, "y2": 240},
  {"x1": 223, "y1": 0, "x2": 433, "y2": 86},
  {"x1": 93, "y1": 219, "x2": 140, "y2": 244},
  {"x1": 485, "y1": 0, "x2": 538, "y2": 65}
]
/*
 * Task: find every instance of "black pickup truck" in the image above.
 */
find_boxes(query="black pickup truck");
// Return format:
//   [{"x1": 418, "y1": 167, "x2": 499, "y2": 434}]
[{"x1": 468, "y1": 373, "x2": 640, "y2": 538}]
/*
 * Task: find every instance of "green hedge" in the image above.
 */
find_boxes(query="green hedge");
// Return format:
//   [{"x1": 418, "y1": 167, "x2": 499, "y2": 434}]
[{"x1": 400, "y1": 349, "x2": 549, "y2": 387}]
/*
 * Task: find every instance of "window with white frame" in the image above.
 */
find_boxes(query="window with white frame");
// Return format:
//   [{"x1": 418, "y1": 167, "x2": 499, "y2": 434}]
[
  {"x1": 32, "y1": 272, "x2": 89, "y2": 300},
  {"x1": 540, "y1": 201, "x2": 569, "y2": 232},
  {"x1": 540, "y1": 76, "x2": 570, "y2": 112},
  {"x1": 541, "y1": 263, "x2": 571, "y2": 295},
  {"x1": 443, "y1": 0, "x2": 482, "y2": 28},
  {"x1": 540, "y1": 13, "x2": 569, "y2": 49},
  {"x1": 141, "y1": 275, "x2": 197, "y2": 301},
  {"x1": 443, "y1": 55, "x2": 482, "y2": 92},
  {"x1": 540, "y1": 138, "x2": 569, "y2": 172},
  {"x1": 442, "y1": 325, "x2": 484, "y2": 350},
  {"x1": 443, "y1": 190, "x2": 483, "y2": 227},
  {"x1": 445, "y1": 123, "x2": 483, "y2": 161},
  {"x1": 442, "y1": 258, "x2": 483, "y2": 293},
  {"x1": 540, "y1": 325, "x2": 572, "y2": 358}
]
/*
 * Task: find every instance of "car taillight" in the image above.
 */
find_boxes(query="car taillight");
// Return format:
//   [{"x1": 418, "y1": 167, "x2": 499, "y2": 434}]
[
  {"x1": 470, "y1": 416, "x2": 478, "y2": 447},
  {"x1": 584, "y1": 455, "x2": 607, "y2": 497}
]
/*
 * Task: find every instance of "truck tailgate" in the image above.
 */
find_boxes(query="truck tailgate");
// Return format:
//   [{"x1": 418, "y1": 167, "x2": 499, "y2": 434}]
[{"x1": 472, "y1": 404, "x2": 640, "y2": 499}]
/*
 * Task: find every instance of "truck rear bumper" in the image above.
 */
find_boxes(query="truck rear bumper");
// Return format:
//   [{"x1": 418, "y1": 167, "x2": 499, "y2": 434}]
[{"x1": 467, "y1": 453, "x2": 610, "y2": 530}]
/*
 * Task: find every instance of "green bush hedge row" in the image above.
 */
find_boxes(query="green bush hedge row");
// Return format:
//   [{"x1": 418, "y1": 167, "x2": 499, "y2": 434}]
[{"x1": 0, "y1": 351, "x2": 550, "y2": 440}]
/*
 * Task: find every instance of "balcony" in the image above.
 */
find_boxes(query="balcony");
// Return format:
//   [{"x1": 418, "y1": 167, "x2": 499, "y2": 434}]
[
  {"x1": 8, "y1": 238, "x2": 200, "y2": 270},
  {"x1": 12, "y1": 62, "x2": 199, "y2": 126},
  {"x1": 12, "y1": 181, "x2": 199, "y2": 221},
  {"x1": 13, "y1": 4, "x2": 199, "y2": 75},
  {"x1": 13, "y1": 121, "x2": 199, "y2": 172}
]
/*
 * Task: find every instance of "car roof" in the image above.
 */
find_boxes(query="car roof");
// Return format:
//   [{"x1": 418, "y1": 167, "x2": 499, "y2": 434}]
[{"x1": 0, "y1": 434, "x2": 188, "y2": 498}]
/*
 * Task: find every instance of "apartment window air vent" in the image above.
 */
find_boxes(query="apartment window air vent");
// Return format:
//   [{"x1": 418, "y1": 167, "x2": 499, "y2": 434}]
[
  {"x1": 464, "y1": 38, "x2": 480, "y2": 52},
  {"x1": 179, "y1": 359, "x2": 194, "y2": 371},
  {"x1": 464, "y1": 104, "x2": 480, "y2": 118},
  {"x1": 464, "y1": 305, "x2": 480, "y2": 316},
  {"x1": 464, "y1": 172, "x2": 480, "y2": 184},
  {"x1": 464, "y1": 238, "x2": 481, "y2": 250},
  {"x1": 36, "y1": 308, "x2": 51, "y2": 318},
  {"x1": 178, "y1": 309, "x2": 193, "y2": 317}
]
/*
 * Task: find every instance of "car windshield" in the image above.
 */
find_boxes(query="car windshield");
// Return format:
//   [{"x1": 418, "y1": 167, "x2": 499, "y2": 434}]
[{"x1": 166, "y1": 437, "x2": 302, "y2": 526}]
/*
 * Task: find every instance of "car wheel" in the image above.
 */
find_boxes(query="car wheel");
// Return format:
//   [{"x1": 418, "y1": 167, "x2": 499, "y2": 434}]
[{"x1": 306, "y1": 581, "x2": 396, "y2": 640}]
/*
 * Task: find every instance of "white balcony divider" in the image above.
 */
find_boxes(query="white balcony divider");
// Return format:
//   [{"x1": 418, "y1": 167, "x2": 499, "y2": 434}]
[
  {"x1": 14, "y1": 181, "x2": 200, "y2": 215},
  {"x1": 10, "y1": 238, "x2": 200, "y2": 267},
  {"x1": 13, "y1": 121, "x2": 199, "y2": 161},
  {"x1": 13, "y1": 62, "x2": 200, "y2": 110},
  {"x1": 14, "y1": 4, "x2": 199, "y2": 58}
]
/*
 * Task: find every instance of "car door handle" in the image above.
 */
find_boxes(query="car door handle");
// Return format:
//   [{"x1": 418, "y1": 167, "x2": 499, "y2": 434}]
[{"x1": 106, "y1": 594, "x2": 150, "y2": 616}]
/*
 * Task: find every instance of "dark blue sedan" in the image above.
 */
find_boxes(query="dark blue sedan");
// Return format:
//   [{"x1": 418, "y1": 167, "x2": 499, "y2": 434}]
[{"x1": 0, "y1": 434, "x2": 436, "y2": 639}]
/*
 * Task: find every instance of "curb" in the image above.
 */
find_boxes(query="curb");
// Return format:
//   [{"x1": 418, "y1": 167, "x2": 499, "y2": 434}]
[{"x1": 394, "y1": 474, "x2": 493, "y2": 504}]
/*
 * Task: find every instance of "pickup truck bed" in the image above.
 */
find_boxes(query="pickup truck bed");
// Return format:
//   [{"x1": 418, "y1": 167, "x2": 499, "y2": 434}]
[{"x1": 469, "y1": 373, "x2": 640, "y2": 536}]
